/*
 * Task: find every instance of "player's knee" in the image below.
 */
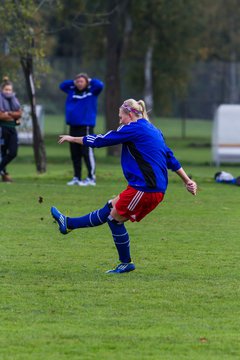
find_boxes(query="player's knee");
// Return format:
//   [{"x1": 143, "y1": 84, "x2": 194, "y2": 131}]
[{"x1": 110, "y1": 208, "x2": 127, "y2": 223}]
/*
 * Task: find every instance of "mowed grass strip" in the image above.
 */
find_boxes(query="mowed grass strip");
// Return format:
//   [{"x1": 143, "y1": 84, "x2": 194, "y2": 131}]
[{"x1": 0, "y1": 116, "x2": 239, "y2": 359}]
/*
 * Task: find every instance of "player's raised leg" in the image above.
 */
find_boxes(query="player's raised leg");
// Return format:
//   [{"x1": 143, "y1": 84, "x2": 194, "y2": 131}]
[{"x1": 51, "y1": 201, "x2": 112, "y2": 234}]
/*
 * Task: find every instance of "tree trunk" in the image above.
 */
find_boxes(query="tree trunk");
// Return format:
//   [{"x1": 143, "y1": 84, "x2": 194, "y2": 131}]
[
  {"x1": 229, "y1": 51, "x2": 238, "y2": 104},
  {"x1": 144, "y1": 44, "x2": 154, "y2": 116},
  {"x1": 105, "y1": 0, "x2": 129, "y2": 156},
  {"x1": 20, "y1": 57, "x2": 47, "y2": 173},
  {"x1": 144, "y1": 27, "x2": 156, "y2": 119}
]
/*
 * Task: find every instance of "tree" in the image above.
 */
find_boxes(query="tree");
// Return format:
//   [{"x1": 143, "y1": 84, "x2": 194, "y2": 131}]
[
  {"x1": 199, "y1": 0, "x2": 240, "y2": 104},
  {"x1": 125, "y1": 0, "x2": 203, "y2": 115},
  {"x1": 0, "y1": 0, "x2": 53, "y2": 173}
]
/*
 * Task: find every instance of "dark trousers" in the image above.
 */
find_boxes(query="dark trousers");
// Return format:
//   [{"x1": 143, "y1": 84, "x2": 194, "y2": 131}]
[
  {"x1": 69, "y1": 125, "x2": 96, "y2": 180},
  {"x1": 0, "y1": 126, "x2": 18, "y2": 174}
]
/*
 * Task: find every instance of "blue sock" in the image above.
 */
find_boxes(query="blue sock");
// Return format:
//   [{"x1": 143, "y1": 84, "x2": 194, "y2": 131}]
[
  {"x1": 107, "y1": 217, "x2": 131, "y2": 263},
  {"x1": 67, "y1": 202, "x2": 111, "y2": 229}
]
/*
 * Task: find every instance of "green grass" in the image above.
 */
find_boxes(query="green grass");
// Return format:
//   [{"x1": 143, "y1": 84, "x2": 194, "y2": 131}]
[{"x1": 0, "y1": 115, "x2": 240, "y2": 359}]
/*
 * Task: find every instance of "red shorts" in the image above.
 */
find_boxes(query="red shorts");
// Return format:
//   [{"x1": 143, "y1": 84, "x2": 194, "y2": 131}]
[{"x1": 115, "y1": 185, "x2": 164, "y2": 222}]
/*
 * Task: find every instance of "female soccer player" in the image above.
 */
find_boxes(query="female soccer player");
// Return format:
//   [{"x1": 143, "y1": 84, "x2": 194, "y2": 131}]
[{"x1": 51, "y1": 99, "x2": 197, "y2": 274}]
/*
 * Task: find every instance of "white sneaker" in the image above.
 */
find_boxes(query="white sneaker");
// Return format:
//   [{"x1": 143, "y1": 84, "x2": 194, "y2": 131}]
[
  {"x1": 79, "y1": 177, "x2": 96, "y2": 186},
  {"x1": 67, "y1": 177, "x2": 81, "y2": 186}
]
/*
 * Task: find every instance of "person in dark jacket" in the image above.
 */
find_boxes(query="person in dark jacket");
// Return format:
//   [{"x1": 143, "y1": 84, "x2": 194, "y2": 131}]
[
  {"x1": 60, "y1": 73, "x2": 104, "y2": 186},
  {"x1": 0, "y1": 77, "x2": 22, "y2": 182},
  {"x1": 51, "y1": 98, "x2": 197, "y2": 274}
]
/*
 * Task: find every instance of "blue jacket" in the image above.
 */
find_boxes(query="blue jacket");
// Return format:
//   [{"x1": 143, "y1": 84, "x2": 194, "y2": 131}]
[
  {"x1": 83, "y1": 119, "x2": 181, "y2": 193},
  {"x1": 60, "y1": 78, "x2": 104, "y2": 127}
]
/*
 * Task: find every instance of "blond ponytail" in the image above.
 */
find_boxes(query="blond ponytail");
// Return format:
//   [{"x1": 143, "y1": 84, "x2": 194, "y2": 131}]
[{"x1": 137, "y1": 100, "x2": 149, "y2": 121}]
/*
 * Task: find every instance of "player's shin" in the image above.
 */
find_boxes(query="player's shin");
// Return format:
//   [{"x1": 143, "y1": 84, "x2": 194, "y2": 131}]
[
  {"x1": 107, "y1": 217, "x2": 131, "y2": 263},
  {"x1": 67, "y1": 202, "x2": 111, "y2": 229}
]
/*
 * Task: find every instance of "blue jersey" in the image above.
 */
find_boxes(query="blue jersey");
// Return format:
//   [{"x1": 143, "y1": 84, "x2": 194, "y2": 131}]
[
  {"x1": 83, "y1": 119, "x2": 181, "y2": 193},
  {"x1": 60, "y1": 78, "x2": 104, "y2": 127}
]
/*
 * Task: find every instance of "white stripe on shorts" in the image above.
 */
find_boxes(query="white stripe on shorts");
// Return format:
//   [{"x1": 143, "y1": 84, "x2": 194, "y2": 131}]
[{"x1": 127, "y1": 191, "x2": 144, "y2": 211}]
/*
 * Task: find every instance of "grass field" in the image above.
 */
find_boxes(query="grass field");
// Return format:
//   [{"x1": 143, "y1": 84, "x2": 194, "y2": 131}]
[{"x1": 0, "y1": 115, "x2": 240, "y2": 360}]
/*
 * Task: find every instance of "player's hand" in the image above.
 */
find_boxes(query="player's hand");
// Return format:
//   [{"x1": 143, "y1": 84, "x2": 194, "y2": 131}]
[
  {"x1": 58, "y1": 135, "x2": 72, "y2": 144},
  {"x1": 186, "y1": 180, "x2": 197, "y2": 195}
]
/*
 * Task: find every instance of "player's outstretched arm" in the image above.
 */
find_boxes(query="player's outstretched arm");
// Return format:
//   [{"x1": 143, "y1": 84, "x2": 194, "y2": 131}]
[
  {"x1": 175, "y1": 167, "x2": 197, "y2": 196},
  {"x1": 58, "y1": 135, "x2": 84, "y2": 145}
]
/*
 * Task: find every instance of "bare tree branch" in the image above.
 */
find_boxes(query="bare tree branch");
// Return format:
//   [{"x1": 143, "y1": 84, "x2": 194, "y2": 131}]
[
  {"x1": 34, "y1": 0, "x2": 47, "y2": 13},
  {"x1": 45, "y1": 2, "x2": 120, "y2": 34}
]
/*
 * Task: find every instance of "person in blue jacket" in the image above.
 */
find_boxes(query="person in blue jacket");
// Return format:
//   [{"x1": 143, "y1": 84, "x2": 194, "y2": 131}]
[
  {"x1": 60, "y1": 73, "x2": 104, "y2": 186},
  {"x1": 51, "y1": 98, "x2": 197, "y2": 274}
]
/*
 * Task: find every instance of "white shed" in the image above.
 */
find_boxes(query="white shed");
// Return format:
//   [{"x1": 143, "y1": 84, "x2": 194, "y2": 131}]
[{"x1": 212, "y1": 104, "x2": 240, "y2": 166}]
